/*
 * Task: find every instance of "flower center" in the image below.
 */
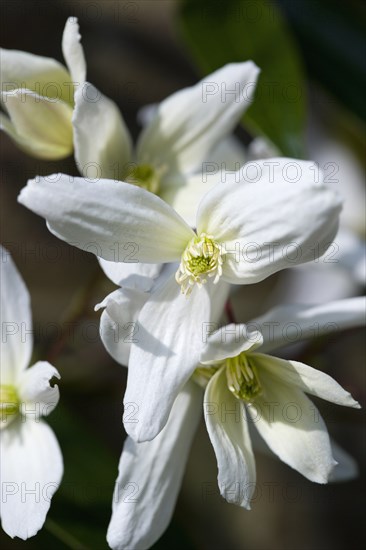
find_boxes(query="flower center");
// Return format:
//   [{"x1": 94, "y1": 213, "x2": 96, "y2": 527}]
[
  {"x1": 175, "y1": 233, "x2": 224, "y2": 295},
  {"x1": 225, "y1": 354, "x2": 261, "y2": 402},
  {"x1": 0, "y1": 384, "x2": 20, "y2": 427},
  {"x1": 126, "y1": 164, "x2": 160, "y2": 194}
]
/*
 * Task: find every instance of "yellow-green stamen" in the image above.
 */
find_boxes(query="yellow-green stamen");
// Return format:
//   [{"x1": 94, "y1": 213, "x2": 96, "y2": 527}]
[
  {"x1": 225, "y1": 354, "x2": 261, "y2": 402},
  {"x1": 175, "y1": 233, "x2": 224, "y2": 295},
  {"x1": 126, "y1": 164, "x2": 160, "y2": 194}
]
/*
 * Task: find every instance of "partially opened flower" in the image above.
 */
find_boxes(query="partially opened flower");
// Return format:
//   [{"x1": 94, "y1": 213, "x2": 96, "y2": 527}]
[
  {"x1": 18, "y1": 158, "x2": 342, "y2": 442},
  {"x1": 107, "y1": 297, "x2": 364, "y2": 550},
  {"x1": 0, "y1": 246, "x2": 63, "y2": 539},
  {"x1": 0, "y1": 17, "x2": 126, "y2": 165}
]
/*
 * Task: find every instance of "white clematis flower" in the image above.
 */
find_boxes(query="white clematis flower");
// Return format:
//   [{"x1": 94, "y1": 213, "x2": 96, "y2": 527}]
[
  {"x1": 0, "y1": 246, "x2": 63, "y2": 539},
  {"x1": 106, "y1": 297, "x2": 364, "y2": 550},
  {"x1": 18, "y1": 158, "x2": 342, "y2": 441},
  {"x1": 0, "y1": 17, "x2": 127, "y2": 167}
]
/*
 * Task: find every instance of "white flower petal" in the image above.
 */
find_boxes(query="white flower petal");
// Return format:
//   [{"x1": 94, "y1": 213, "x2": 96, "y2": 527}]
[
  {"x1": 107, "y1": 382, "x2": 202, "y2": 550},
  {"x1": 204, "y1": 367, "x2": 256, "y2": 508},
  {"x1": 0, "y1": 112, "x2": 29, "y2": 150},
  {"x1": 250, "y1": 426, "x2": 358, "y2": 483},
  {"x1": 248, "y1": 369, "x2": 336, "y2": 483},
  {"x1": 17, "y1": 361, "x2": 60, "y2": 416},
  {"x1": 308, "y1": 131, "x2": 366, "y2": 235},
  {"x1": 161, "y1": 173, "x2": 219, "y2": 229},
  {"x1": 136, "y1": 62, "x2": 259, "y2": 176},
  {"x1": 249, "y1": 297, "x2": 366, "y2": 353},
  {"x1": 1, "y1": 89, "x2": 73, "y2": 159},
  {"x1": 272, "y1": 228, "x2": 366, "y2": 304},
  {"x1": 160, "y1": 135, "x2": 247, "y2": 227},
  {"x1": 0, "y1": 419, "x2": 63, "y2": 539},
  {"x1": 73, "y1": 83, "x2": 132, "y2": 180},
  {"x1": 208, "y1": 134, "x2": 247, "y2": 168},
  {"x1": 197, "y1": 159, "x2": 342, "y2": 284},
  {"x1": 200, "y1": 324, "x2": 263, "y2": 364},
  {"x1": 98, "y1": 257, "x2": 162, "y2": 289},
  {"x1": 18, "y1": 175, "x2": 195, "y2": 263},
  {"x1": 123, "y1": 274, "x2": 211, "y2": 442},
  {"x1": 97, "y1": 288, "x2": 150, "y2": 367},
  {"x1": 209, "y1": 279, "x2": 231, "y2": 328},
  {"x1": 0, "y1": 246, "x2": 32, "y2": 383},
  {"x1": 253, "y1": 353, "x2": 360, "y2": 409},
  {"x1": 61, "y1": 17, "x2": 86, "y2": 84},
  {"x1": 0, "y1": 48, "x2": 72, "y2": 103}
]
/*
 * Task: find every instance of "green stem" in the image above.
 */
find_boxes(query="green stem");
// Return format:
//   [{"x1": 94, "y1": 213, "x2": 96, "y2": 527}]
[{"x1": 45, "y1": 518, "x2": 89, "y2": 550}]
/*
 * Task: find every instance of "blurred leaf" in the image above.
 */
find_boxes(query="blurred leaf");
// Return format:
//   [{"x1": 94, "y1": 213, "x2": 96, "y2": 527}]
[
  {"x1": 179, "y1": 0, "x2": 307, "y2": 157},
  {"x1": 276, "y1": 0, "x2": 366, "y2": 121}
]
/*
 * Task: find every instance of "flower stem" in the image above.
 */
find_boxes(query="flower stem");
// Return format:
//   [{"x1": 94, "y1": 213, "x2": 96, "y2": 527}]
[{"x1": 45, "y1": 518, "x2": 88, "y2": 550}]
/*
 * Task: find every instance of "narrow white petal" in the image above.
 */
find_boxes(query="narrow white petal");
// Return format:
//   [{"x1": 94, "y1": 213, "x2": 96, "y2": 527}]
[
  {"x1": 98, "y1": 257, "x2": 162, "y2": 288},
  {"x1": 253, "y1": 353, "x2": 360, "y2": 409},
  {"x1": 0, "y1": 48, "x2": 72, "y2": 103},
  {"x1": 249, "y1": 297, "x2": 366, "y2": 353},
  {"x1": 250, "y1": 426, "x2": 358, "y2": 483},
  {"x1": 0, "y1": 419, "x2": 63, "y2": 539},
  {"x1": 96, "y1": 265, "x2": 178, "y2": 367},
  {"x1": 97, "y1": 288, "x2": 150, "y2": 367},
  {"x1": 17, "y1": 361, "x2": 60, "y2": 417},
  {"x1": 204, "y1": 367, "x2": 256, "y2": 508},
  {"x1": 248, "y1": 369, "x2": 336, "y2": 483},
  {"x1": 124, "y1": 274, "x2": 211, "y2": 442},
  {"x1": 197, "y1": 159, "x2": 342, "y2": 284},
  {"x1": 73, "y1": 83, "x2": 132, "y2": 180},
  {"x1": 1, "y1": 89, "x2": 73, "y2": 159},
  {"x1": 107, "y1": 382, "x2": 202, "y2": 550},
  {"x1": 200, "y1": 324, "x2": 263, "y2": 364},
  {"x1": 98, "y1": 257, "x2": 162, "y2": 289},
  {"x1": 136, "y1": 62, "x2": 259, "y2": 176},
  {"x1": 0, "y1": 246, "x2": 32, "y2": 383},
  {"x1": 61, "y1": 17, "x2": 86, "y2": 84},
  {"x1": 18, "y1": 175, "x2": 194, "y2": 263}
]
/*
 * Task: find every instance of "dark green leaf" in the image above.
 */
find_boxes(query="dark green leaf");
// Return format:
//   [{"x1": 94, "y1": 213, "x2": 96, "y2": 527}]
[{"x1": 179, "y1": 0, "x2": 307, "y2": 157}]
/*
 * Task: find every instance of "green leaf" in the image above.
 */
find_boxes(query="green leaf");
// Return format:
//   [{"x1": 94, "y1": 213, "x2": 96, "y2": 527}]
[{"x1": 179, "y1": 0, "x2": 307, "y2": 157}]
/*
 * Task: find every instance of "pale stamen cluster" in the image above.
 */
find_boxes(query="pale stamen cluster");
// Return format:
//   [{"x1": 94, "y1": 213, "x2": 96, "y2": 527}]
[
  {"x1": 175, "y1": 233, "x2": 224, "y2": 295},
  {"x1": 225, "y1": 353, "x2": 262, "y2": 402}
]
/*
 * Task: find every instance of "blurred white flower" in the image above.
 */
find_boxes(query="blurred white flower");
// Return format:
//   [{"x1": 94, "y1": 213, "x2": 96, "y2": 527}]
[
  {"x1": 247, "y1": 130, "x2": 366, "y2": 305},
  {"x1": 0, "y1": 246, "x2": 63, "y2": 539},
  {"x1": 106, "y1": 297, "x2": 364, "y2": 550},
  {"x1": 0, "y1": 17, "x2": 125, "y2": 167},
  {"x1": 0, "y1": 17, "x2": 85, "y2": 159}
]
